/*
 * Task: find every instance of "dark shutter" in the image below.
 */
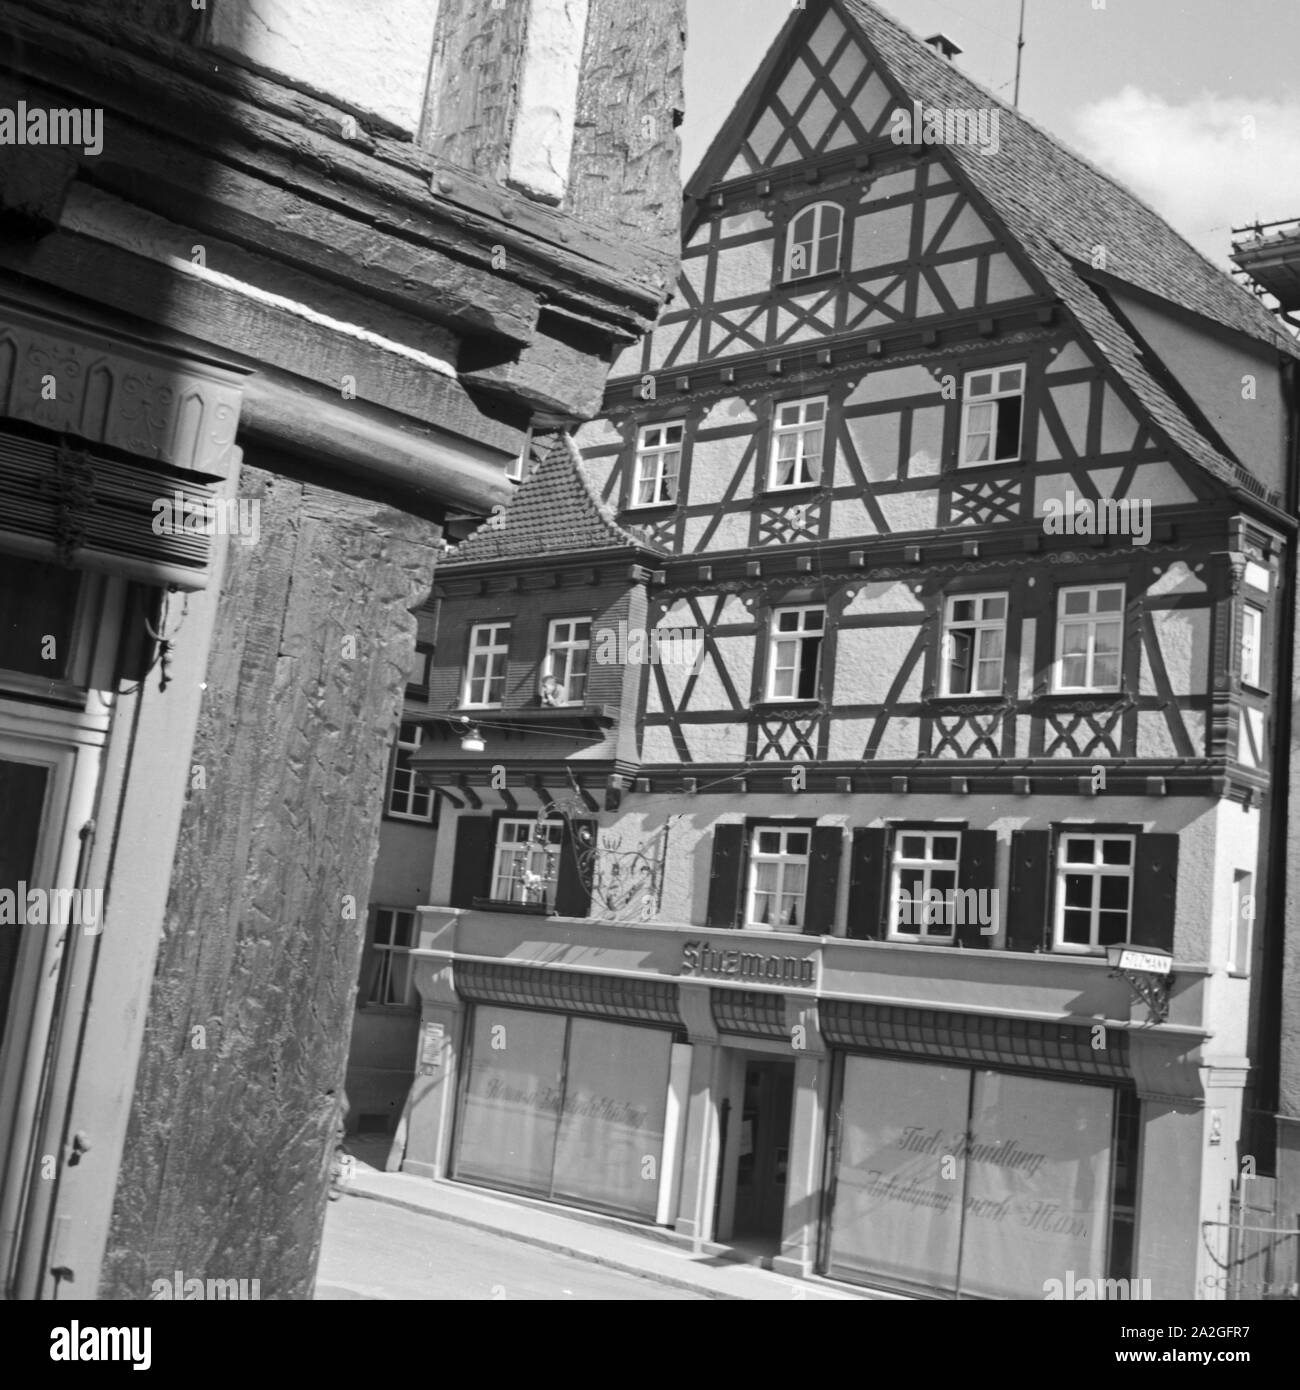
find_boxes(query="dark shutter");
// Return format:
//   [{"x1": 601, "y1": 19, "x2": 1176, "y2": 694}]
[
  {"x1": 449, "y1": 816, "x2": 494, "y2": 909},
  {"x1": 1131, "y1": 833, "x2": 1178, "y2": 953},
  {"x1": 956, "y1": 829, "x2": 998, "y2": 948},
  {"x1": 802, "y1": 826, "x2": 843, "y2": 935},
  {"x1": 554, "y1": 818, "x2": 596, "y2": 918},
  {"x1": 705, "y1": 823, "x2": 746, "y2": 929},
  {"x1": 845, "y1": 828, "x2": 889, "y2": 940},
  {"x1": 1006, "y1": 829, "x2": 1051, "y2": 953}
]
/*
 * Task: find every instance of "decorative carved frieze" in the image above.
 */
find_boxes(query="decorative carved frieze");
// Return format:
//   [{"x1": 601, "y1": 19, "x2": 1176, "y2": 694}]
[{"x1": 0, "y1": 301, "x2": 245, "y2": 475}]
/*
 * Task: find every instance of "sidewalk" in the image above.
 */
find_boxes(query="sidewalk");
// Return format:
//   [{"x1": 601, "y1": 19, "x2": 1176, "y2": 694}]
[{"x1": 338, "y1": 1136, "x2": 882, "y2": 1301}]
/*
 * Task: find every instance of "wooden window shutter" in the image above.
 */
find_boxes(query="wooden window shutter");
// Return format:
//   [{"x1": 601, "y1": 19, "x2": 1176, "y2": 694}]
[
  {"x1": 802, "y1": 826, "x2": 843, "y2": 935},
  {"x1": 554, "y1": 818, "x2": 596, "y2": 917},
  {"x1": 705, "y1": 823, "x2": 746, "y2": 929},
  {"x1": 845, "y1": 827, "x2": 888, "y2": 940},
  {"x1": 1006, "y1": 829, "x2": 1052, "y2": 953},
  {"x1": 448, "y1": 816, "x2": 494, "y2": 908},
  {"x1": 1131, "y1": 833, "x2": 1179, "y2": 953},
  {"x1": 956, "y1": 829, "x2": 998, "y2": 948}
]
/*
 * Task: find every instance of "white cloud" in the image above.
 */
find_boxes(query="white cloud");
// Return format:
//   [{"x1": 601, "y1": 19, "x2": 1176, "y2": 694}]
[{"x1": 1073, "y1": 87, "x2": 1300, "y2": 267}]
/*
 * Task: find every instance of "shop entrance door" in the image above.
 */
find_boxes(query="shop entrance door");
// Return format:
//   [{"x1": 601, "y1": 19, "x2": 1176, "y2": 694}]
[{"x1": 730, "y1": 1059, "x2": 794, "y2": 1245}]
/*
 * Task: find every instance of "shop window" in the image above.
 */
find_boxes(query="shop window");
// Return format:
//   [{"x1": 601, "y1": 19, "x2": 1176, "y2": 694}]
[
  {"x1": 768, "y1": 397, "x2": 826, "y2": 490},
  {"x1": 491, "y1": 818, "x2": 564, "y2": 906},
  {"x1": 705, "y1": 822, "x2": 842, "y2": 934},
  {"x1": 1240, "y1": 604, "x2": 1262, "y2": 688},
  {"x1": 940, "y1": 593, "x2": 1006, "y2": 696},
  {"x1": 386, "y1": 721, "x2": 434, "y2": 823},
  {"x1": 825, "y1": 1055, "x2": 1125, "y2": 1298},
  {"x1": 846, "y1": 826, "x2": 997, "y2": 946},
  {"x1": 1005, "y1": 828, "x2": 1178, "y2": 957},
  {"x1": 632, "y1": 422, "x2": 683, "y2": 508},
  {"x1": 1053, "y1": 584, "x2": 1124, "y2": 693},
  {"x1": 766, "y1": 605, "x2": 824, "y2": 701},
  {"x1": 543, "y1": 618, "x2": 591, "y2": 705},
  {"x1": 463, "y1": 622, "x2": 510, "y2": 708},
  {"x1": 454, "y1": 1006, "x2": 673, "y2": 1221},
  {"x1": 960, "y1": 364, "x2": 1024, "y2": 466},
  {"x1": 783, "y1": 201, "x2": 843, "y2": 281},
  {"x1": 1055, "y1": 832, "x2": 1134, "y2": 953},
  {"x1": 361, "y1": 908, "x2": 417, "y2": 1008}
]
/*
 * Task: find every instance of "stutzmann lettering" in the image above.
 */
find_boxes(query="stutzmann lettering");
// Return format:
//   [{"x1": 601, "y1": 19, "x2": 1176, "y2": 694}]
[{"x1": 681, "y1": 940, "x2": 815, "y2": 985}]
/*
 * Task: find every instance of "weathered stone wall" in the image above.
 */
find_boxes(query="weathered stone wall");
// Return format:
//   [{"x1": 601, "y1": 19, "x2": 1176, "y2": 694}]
[{"x1": 101, "y1": 462, "x2": 439, "y2": 1299}]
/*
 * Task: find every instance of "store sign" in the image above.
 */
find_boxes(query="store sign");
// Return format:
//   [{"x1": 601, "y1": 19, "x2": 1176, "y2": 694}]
[
  {"x1": 680, "y1": 939, "x2": 816, "y2": 987},
  {"x1": 1113, "y1": 948, "x2": 1172, "y2": 976},
  {"x1": 418, "y1": 1022, "x2": 444, "y2": 1076}
]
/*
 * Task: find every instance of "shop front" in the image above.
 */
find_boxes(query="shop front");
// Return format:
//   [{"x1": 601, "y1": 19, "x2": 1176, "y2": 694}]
[{"x1": 403, "y1": 910, "x2": 1223, "y2": 1299}]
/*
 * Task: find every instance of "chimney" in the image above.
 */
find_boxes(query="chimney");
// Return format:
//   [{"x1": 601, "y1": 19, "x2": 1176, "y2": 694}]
[{"x1": 924, "y1": 33, "x2": 962, "y2": 62}]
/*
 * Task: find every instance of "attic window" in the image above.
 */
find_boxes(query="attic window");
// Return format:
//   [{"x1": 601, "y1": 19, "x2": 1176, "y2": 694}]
[
  {"x1": 784, "y1": 202, "x2": 843, "y2": 281},
  {"x1": 960, "y1": 365, "x2": 1025, "y2": 466}
]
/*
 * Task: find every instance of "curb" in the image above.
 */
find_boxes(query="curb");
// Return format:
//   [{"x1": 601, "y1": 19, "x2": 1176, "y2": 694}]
[{"x1": 340, "y1": 1184, "x2": 742, "y2": 1300}]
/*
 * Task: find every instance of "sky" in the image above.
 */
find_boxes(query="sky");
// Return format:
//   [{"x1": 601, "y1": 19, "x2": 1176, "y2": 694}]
[{"x1": 682, "y1": 0, "x2": 1300, "y2": 267}]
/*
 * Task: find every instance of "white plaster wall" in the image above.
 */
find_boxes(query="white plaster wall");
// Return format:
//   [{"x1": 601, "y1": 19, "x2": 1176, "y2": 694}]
[
  {"x1": 713, "y1": 241, "x2": 774, "y2": 300},
  {"x1": 827, "y1": 496, "x2": 881, "y2": 539},
  {"x1": 1130, "y1": 461, "x2": 1199, "y2": 506},
  {"x1": 690, "y1": 512, "x2": 750, "y2": 552},
  {"x1": 985, "y1": 252, "x2": 1032, "y2": 304},
  {"x1": 851, "y1": 205, "x2": 912, "y2": 269},
  {"x1": 1047, "y1": 342, "x2": 1092, "y2": 375},
  {"x1": 688, "y1": 436, "x2": 751, "y2": 506},
  {"x1": 211, "y1": 0, "x2": 442, "y2": 132},
  {"x1": 845, "y1": 364, "x2": 936, "y2": 407},
  {"x1": 844, "y1": 413, "x2": 899, "y2": 482},
  {"x1": 700, "y1": 397, "x2": 757, "y2": 430},
  {"x1": 1147, "y1": 561, "x2": 1207, "y2": 599},
  {"x1": 877, "y1": 490, "x2": 939, "y2": 533},
  {"x1": 939, "y1": 202, "x2": 994, "y2": 252},
  {"x1": 1101, "y1": 384, "x2": 1142, "y2": 454},
  {"x1": 861, "y1": 169, "x2": 916, "y2": 205},
  {"x1": 508, "y1": 0, "x2": 591, "y2": 202},
  {"x1": 1147, "y1": 609, "x2": 1210, "y2": 695},
  {"x1": 836, "y1": 626, "x2": 922, "y2": 704},
  {"x1": 908, "y1": 405, "x2": 944, "y2": 475},
  {"x1": 682, "y1": 722, "x2": 748, "y2": 763},
  {"x1": 842, "y1": 580, "x2": 924, "y2": 617}
]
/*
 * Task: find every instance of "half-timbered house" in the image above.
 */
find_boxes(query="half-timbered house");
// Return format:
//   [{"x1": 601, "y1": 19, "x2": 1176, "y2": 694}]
[{"x1": 402, "y1": 0, "x2": 1299, "y2": 1300}]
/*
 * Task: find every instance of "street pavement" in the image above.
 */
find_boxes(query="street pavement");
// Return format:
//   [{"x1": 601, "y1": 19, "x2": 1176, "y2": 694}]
[{"x1": 317, "y1": 1193, "x2": 707, "y2": 1300}]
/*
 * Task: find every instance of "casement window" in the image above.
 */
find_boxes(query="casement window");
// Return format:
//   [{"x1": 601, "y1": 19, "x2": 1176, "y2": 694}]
[
  {"x1": 463, "y1": 622, "x2": 510, "y2": 707},
  {"x1": 449, "y1": 815, "x2": 594, "y2": 917},
  {"x1": 633, "y1": 422, "x2": 683, "y2": 507},
  {"x1": 960, "y1": 364, "x2": 1025, "y2": 466},
  {"x1": 784, "y1": 201, "x2": 843, "y2": 281},
  {"x1": 767, "y1": 606, "x2": 825, "y2": 701},
  {"x1": 362, "y1": 908, "x2": 417, "y2": 1008},
  {"x1": 746, "y1": 825, "x2": 811, "y2": 930},
  {"x1": 888, "y1": 830, "x2": 962, "y2": 942},
  {"x1": 1007, "y1": 828, "x2": 1177, "y2": 957},
  {"x1": 387, "y1": 721, "x2": 434, "y2": 822},
  {"x1": 769, "y1": 398, "x2": 826, "y2": 490},
  {"x1": 846, "y1": 826, "x2": 997, "y2": 946},
  {"x1": 706, "y1": 822, "x2": 843, "y2": 934},
  {"x1": 941, "y1": 593, "x2": 1007, "y2": 696},
  {"x1": 491, "y1": 818, "x2": 564, "y2": 906},
  {"x1": 1053, "y1": 832, "x2": 1134, "y2": 952},
  {"x1": 1240, "y1": 604, "x2": 1263, "y2": 688},
  {"x1": 544, "y1": 618, "x2": 591, "y2": 705},
  {"x1": 1053, "y1": 584, "x2": 1124, "y2": 693}
]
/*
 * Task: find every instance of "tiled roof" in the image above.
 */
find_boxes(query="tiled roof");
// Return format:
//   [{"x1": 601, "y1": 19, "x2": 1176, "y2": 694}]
[
  {"x1": 442, "y1": 430, "x2": 663, "y2": 566},
  {"x1": 836, "y1": 0, "x2": 1297, "y2": 501}
]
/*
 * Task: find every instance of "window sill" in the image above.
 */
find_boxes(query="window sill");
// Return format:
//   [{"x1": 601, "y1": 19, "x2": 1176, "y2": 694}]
[
  {"x1": 624, "y1": 502, "x2": 678, "y2": 515},
  {"x1": 761, "y1": 483, "x2": 823, "y2": 498},
  {"x1": 751, "y1": 699, "x2": 823, "y2": 714},
  {"x1": 927, "y1": 691, "x2": 1007, "y2": 703},
  {"x1": 470, "y1": 898, "x2": 551, "y2": 916},
  {"x1": 955, "y1": 457, "x2": 1025, "y2": 471},
  {"x1": 382, "y1": 812, "x2": 436, "y2": 826}
]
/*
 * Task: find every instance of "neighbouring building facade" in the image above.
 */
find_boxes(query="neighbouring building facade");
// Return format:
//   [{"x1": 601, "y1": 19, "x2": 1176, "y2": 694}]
[
  {"x1": 395, "y1": 0, "x2": 1300, "y2": 1300},
  {"x1": 0, "y1": 0, "x2": 683, "y2": 1298}
]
